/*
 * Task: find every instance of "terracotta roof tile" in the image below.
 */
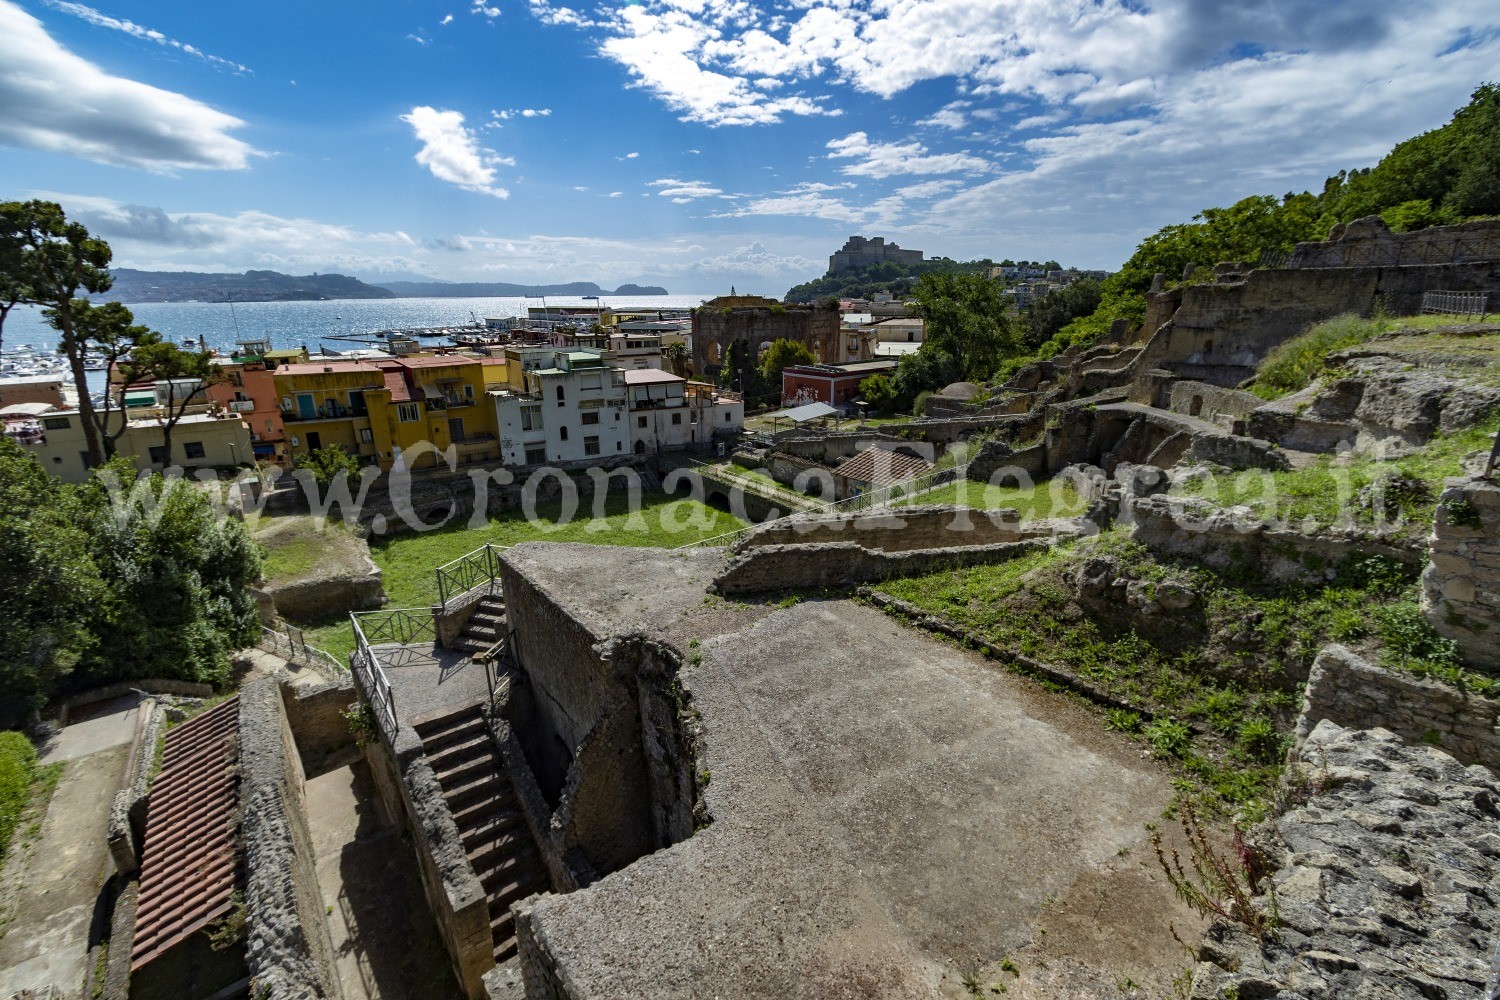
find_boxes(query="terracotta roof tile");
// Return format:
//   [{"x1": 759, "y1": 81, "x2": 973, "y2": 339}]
[
  {"x1": 833, "y1": 447, "x2": 933, "y2": 487},
  {"x1": 131, "y1": 696, "x2": 241, "y2": 973}
]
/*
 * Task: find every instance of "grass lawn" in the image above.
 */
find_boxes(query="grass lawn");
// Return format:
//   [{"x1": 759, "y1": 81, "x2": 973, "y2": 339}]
[
  {"x1": 876, "y1": 533, "x2": 1488, "y2": 815},
  {"x1": 895, "y1": 477, "x2": 1085, "y2": 517},
  {"x1": 293, "y1": 488, "x2": 745, "y2": 661},
  {"x1": 1173, "y1": 419, "x2": 1496, "y2": 538}
]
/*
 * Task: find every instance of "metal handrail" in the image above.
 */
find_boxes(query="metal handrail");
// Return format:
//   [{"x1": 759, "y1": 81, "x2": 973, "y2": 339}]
[
  {"x1": 436, "y1": 544, "x2": 508, "y2": 613},
  {"x1": 351, "y1": 607, "x2": 436, "y2": 646},
  {"x1": 257, "y1": 625, "x2": 348, "y2": 675},
  {"x1": 349, "y1": 615, "x2": 398, "y2": 740}
]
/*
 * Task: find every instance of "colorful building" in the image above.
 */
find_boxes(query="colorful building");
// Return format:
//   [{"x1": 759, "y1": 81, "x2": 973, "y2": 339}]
[
  {"x1": 780, "y1": 359, "x2": 898, "y2": 410},
  {"x1": 273, "y1": 354, "x2": 501, "y2": 471},
  {"x1": 205, "y1": 340, "x2": 307, "y2": 465},
  {"x1": 625, "y1": 369, "x2": 743, "y2": 455}
]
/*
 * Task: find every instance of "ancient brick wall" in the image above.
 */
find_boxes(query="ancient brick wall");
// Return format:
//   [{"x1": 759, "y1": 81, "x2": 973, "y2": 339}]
[
  {"x1": 1296, "y1": 644, "x2": 1500, "y2": 768},
  {"x1": 1422, "y1": 476, "x2": 1500, "y2": 673},
  {"x1": 734, "y1": 505, "x2": 1027, "y2": 553},
  {"x1": 689, "y1": 301, "x2": 840, "y2": 374},
  {"x1": 280, "y1": 677, "x2": 355, "y2": 774},
  {"x1": 714, "y1": 538, "x2": 1051, "y2": 594},
  {"x1": 239, "y1": 678, "x2": 345, "y2": 1000},
  {"x1": 1286, "y1": 215, "x2": 1500, "y2": 269}
]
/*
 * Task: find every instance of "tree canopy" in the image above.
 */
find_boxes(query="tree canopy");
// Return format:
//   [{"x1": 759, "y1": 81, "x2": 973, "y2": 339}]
[
  {"x1": 757, "y1": 338, "x2": 817, "y2": 384},
  {"x1": 908, "y1": 272, "x2": 1020, "y2": 381},
  {"x1": 0, "y1": 444, "x2": 261, "y2": 725}
]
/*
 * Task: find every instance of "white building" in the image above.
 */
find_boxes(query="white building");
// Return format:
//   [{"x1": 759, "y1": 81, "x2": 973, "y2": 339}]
[
  {"x1": 491, "y1": 349, "x2": 630, "y2": 466},
  {"x1": 607, "y1": 331, "x2": 665, "y2": 370},
  {"x1": 625, "y1": 369, "x2": 744, "y2": 455}
]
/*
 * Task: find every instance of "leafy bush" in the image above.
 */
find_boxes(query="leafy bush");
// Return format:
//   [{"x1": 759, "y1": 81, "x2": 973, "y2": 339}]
[
  {"x1": 1146, "y1": 718, "x2": 1193, "y2": 757},
  {"x1": 1372, "y1": 600, "x2": 1460, "y2": 666},
  {"x1": 1251, "y1": 313, "x2": 1387, "y2": 399},
  {"x1": 0, "y1": 732, "x2": 37, "y2": 864},
  {"x1": 294, "y1": 444, "x2": 362, "y2": 488}
]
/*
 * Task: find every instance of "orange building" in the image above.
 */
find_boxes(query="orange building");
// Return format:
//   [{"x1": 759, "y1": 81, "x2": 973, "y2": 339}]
[{"x1": 205, "y1": 341, "x2": 307, "y2": 464}]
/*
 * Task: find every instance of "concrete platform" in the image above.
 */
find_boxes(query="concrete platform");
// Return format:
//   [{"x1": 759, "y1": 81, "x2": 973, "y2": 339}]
[
  {"x1": 307, "y1": 759, "x2": 462, "y2": 1000},
  {"x1": 512, "y1": 544, "x2": 1190, "y2": 998}
]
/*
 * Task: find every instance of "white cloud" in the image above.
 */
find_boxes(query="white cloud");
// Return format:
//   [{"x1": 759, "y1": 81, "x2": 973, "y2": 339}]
[
  {"x1": 470, "y1": 0, "x2": 500, "y2": 18},
  {"x1": 0, "y1": 2, "x2": 258, "y2": 172},
  {"x1": 826, "y1": 131, "x2": 991, "y2": 179},
  {"x1": 625, "y1": 151, "x2": 639, "y2": 159},
  {"x1": 440, "y1": 13, "x2": 453, "y2": 25},
  {"x1": 648, "y1": 178, "x2": 723, "y2": 202},
  {"x1": 917, "y1": 101, "x2": 970, "y2": 130},
  {"x1": 43, "y1": 0, "x2": 252, "y2": 74},
  {"x1": 572, "y1": 185, "x2": 589, "y2": 192},
  {"x1": 490, "y1": 107, "x2": 553, "y2": 121},
  {"x1": 608, "y1": 191, "x2": 622, "y2": 198},
  {"x1": 715, "y1": 183, "x2": 866, "y2": 224},
  {"x1": 399, "y1": 106, "x2": 511, "y2": 198}
]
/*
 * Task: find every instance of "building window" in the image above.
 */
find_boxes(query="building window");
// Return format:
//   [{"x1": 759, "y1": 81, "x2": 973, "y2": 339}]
[
  {"x1": 637, "y1": 415, "x2": 647, "y2": 428},
  {"x1": 580, "y1": 373, "x2": 601, "y2": 390},
  {"x1": 42, "y1": 416, "x2": 70, "y2": 430},
  {"x1": 521, "y1": 406, "x2": 541, "y2": 431},
  {"x1": 671, "y1": 413, "x2": 682, "y2": 425},
  {"x1": 582, "y1": 411, "x2": 600, "y2": 425},
  {"x1": 724, "y1": 411, "x2": 732, "y2": 422},
  {"x1": 555, "y1": 385, "x2": 565, "y2": 402},
  {"x1": 633, "y1": 360, "x2": 649, "y2": 369},
  {"x1": 584, "y1": 435, "x2": 600, "y2": 456},
  {"x1": 360, "y1": 428, "x2": 374, "y2": 444},
  {"x1": 525, "y1": 446, "x2": 546, "y2": 465},
  {"x1": 464, "y1": 384, "x2": 474, "y2": 400},
  {"x1": 148, "y1": 445, "x2": 167, "y2": 465},
  {"x1": 560, "y1": 426, "x2": 569, "y2": 441},
  {"x1": 397, "y1": 402, "x2": 420, "y2": 422},
  {"x1": 183, "y1": 442, "x2": 206, "y2": 460}
]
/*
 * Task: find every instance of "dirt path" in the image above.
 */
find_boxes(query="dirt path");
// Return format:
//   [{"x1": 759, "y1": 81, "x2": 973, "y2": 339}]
[{"x1": 0, "y1": 743, "x2": 130, "y2": 997}]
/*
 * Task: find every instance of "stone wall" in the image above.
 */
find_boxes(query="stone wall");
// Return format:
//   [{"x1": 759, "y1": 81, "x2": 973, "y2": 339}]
[
  {"x1": 1167, "y1": 380, "x2": 1262, "y2": 431},
  {"x1": 239, "y1": 678, "x2": 344, "y2": 1000},
  {"x1": 267, "y1": 569, "x2": 385, "y2": 620},
  {"x1": 733, "y1": 504, "x2": 1027, "y2": 553},
  {"x1": 498, "y1": 554, "x2": 697, "y2": 881},
  {"x1": 714, "y1": 538, "x2": 1052, "y2": 594},
  {"x1": 1297, "y1": 644, "x2": 1500, "y2": 769},
  {"x1": 689, "y1": 300, "x2": 840, "y2": 374},
  {"x1": 280, "y1": 677, "x2": 356, "y2": 775},
  {"x1": 56, "y1": 679, "x2": 213, "y2": 724},
  {"x1": 1285, "y1": 214, "x2": 1500, "y2": 270},
  {"x1": 357, "y1": 715, "x2": 493, "y2": 1000},
  {"x1": 1422, "y1": 476, "x2": 1500, "y2": 673},
  {"x1": 763, "y1": 452, "x2": 835, "y2": 498},
  {"x1": 773, "y1": 431, "x2": 906, "y2": 464},
  {"x1": 1134, "y1": 257, "x2": 1500, "y2": 387},
  {"x1": 1187, "y1": 720, "x2": 1500, "y2": 1000},
  {"x1": 967, "y1": 439, "x2": 1047, "y2": 483}
]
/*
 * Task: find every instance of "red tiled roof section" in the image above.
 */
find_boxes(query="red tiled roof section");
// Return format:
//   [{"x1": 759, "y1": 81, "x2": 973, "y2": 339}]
[
  {"x1": 130, "y1": 696, "x2": 242, "y2": 973},
  {"x1": 382, "y1": 369, "x2": 413, "y2": 402},
  {"x1": 833, "y1": 447, "x2": 934, "y2": 487}
]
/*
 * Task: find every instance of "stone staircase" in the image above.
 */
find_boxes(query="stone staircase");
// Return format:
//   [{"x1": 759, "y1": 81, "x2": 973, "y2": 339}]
[
  {"x1": 453, "y1": 594, "x2": 506, "y2": 657},
  {"x1": 415, "y1": 702, "x2": 549, "y2": 964}
]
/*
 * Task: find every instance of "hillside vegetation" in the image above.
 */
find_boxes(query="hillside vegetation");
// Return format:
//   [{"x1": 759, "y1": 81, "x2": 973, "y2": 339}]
[{"x1": 783, "y1": 256, "x2": 995, "y2": 303}]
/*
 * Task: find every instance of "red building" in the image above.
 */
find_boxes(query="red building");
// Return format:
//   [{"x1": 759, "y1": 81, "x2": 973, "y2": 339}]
[{"x1": 780, "y1": 360, "x2": 896, "y2": 410}]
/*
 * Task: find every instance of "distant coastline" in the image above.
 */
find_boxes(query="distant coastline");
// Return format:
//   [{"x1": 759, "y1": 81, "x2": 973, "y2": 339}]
[{"x1": 100, "y1": 268, "x2": 668, "y2": 304}]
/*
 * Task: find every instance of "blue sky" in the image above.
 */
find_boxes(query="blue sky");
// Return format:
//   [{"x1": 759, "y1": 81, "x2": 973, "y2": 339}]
[{"x1": 1, "y1": 0, "x2": 1497, "y2": 295}]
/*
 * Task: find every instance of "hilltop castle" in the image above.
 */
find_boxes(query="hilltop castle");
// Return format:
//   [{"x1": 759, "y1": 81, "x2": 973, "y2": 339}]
[{"x1": 828, "y1": 235, "x2": 924, "y2": 274}]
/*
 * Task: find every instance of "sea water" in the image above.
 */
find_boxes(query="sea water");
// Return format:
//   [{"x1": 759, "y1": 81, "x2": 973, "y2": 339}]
[{"x1": 1, "y1": 294, "x2": 715, "y2": 355}]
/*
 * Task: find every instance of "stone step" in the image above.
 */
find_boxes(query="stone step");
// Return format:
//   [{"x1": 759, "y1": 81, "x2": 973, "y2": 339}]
[
  {"x1": 461, "y1": 807, "x2": 527, "y2": 850},
  {"x1": 425, "y1": 733, "x2": 492, "y2": 772},
  {"x1": 433, "y1": 750, "x2": 499, "y2": 790},
  {"x1": 412, "y1": 700, "x2": 485, "y2": 740},
  {"x1": 463, "y1": 622, "x2": 500, "y2": 640},
  {"x1": 417, "y1": 715, "x2": 487, "y2": 756},
  {"x1": 443, "y1": 772, "x2": 504, "y2": 812},
  {"x1": 451, "y1": 790, "x2": 520, "y2": 833},
  {"x1": 465, "y1": 822, "x2": 530, "y2": 868},
  {"x1": 466, "y1": 610, "x2": 506, "y2": 627}
]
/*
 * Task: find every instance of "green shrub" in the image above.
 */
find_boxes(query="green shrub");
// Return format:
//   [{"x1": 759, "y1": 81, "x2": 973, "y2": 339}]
[
  {"x1": 1145, "y1": 718, "x2": 1193, "y2": 757},
  {"x1": 0, "y1": 732, "x2": 38, "y2": 863},
  {"x1": 1251, "y1": 313, "x2": 1388, "y2": 399}
]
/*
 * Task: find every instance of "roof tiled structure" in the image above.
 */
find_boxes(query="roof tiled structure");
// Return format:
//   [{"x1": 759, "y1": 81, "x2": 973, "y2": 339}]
[
  {"x1": 833, "y1": 447, "x2": 933, "y2": 488},
  {"x1": 131, "y1": 696, "x2": 242, "y2": 973},
  {"x1": 381, "y1": 369, "x2": 413, "y2": 402}
]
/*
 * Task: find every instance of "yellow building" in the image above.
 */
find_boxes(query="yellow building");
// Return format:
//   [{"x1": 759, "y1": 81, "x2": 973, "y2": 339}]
[{"x1": 274, "y1": 355, "x2": 501, "y2": 471}]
